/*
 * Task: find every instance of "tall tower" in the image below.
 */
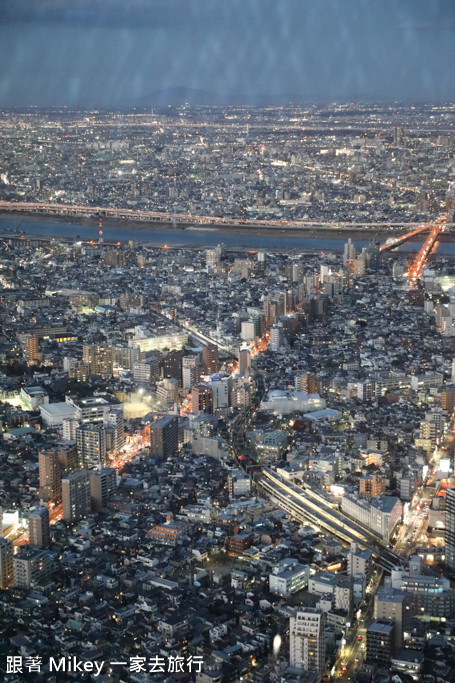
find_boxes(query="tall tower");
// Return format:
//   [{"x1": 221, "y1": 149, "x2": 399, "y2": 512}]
[{"x1": 98, "y1": 217, "x2": 103, "y2": 244}]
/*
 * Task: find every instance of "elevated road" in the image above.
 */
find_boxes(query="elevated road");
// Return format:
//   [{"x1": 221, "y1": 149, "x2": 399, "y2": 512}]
[
  {"x1": 379, "y1": 225, "x2": 430, "y2": 252},
  {"x1": 256, "y1": 468, "x2": 402, "y2": 572},
  {"x1": 407, "y1": 215, "x2": 447, "y2": 284},
  {"x1": 0, "y1": 200, "x2": 454, "y2": 232}
]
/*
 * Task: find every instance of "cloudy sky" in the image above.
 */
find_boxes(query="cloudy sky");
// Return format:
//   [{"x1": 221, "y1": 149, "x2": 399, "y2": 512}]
[{"x1": 0, "y1": 0, "x2": 454, "y2": 107}]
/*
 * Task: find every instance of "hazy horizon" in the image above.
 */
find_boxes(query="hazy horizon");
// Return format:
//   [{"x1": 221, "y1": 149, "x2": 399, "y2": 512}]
[{"x1": 1, "y1": 0, "x2": 455, "y2": 108}]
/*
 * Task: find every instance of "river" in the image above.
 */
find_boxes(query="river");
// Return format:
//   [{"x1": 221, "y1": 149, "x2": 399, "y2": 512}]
[{"x1": 2, "y1": 214, "x2": 455, "y2": 254}]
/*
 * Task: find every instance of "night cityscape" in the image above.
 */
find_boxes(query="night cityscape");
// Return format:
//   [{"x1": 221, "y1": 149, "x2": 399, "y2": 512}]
[{"x1": 2, "y1": 2, "x2": 455, "y2": 683}]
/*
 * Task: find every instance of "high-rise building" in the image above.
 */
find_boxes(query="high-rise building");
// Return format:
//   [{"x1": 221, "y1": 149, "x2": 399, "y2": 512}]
[
  {"x1": 39, "y1": 448, "x2": 62, "y2": 502},
  {"x1": 343, "y1": 238, "x2": 356, "y2": 265},
  {"x1": 441, "y1": 386, "x2": 455, "y2": 413},
  {"x1": 62, "y1": 417, "x2": 80, "y2": 441},
  {"x1": 82, "y1": 344, "x2": 113, "y2": 377},
  {"x1": 57, "y1": 441, "x2": 78, "y2": 472},
  {"x1": 25, "y1": 333, "x2": 39, "y2": 364},
  {"x1": 347, "y1": 543, "x2": 372, "y2": 582},
  {"x1": 156, "y1": 376, "x2": 179, "y2": 406},
  {"x1": 241, "y1": 320, "x2": 256, "y2": 342},
  {"x1": 289, "y1": 608, "x2": 326, "y2": 675},
  {"x1": 162, "y1": 350, "x2": 183, "y2": 386},
  {"x1": 62, "y1": 469, "x2": 91, "y2": 523},
  {"x1": 76, "y1": 423, "x2": 107, "y2": 468},
  {"x1": 202, "y1": 344, "x2": 219, "y2": 375},
  {"x1": 269, "y1": 325, "x2": 282, "y2": 352},
  {"x1": 90, "y1": 467, "x2": 117, "y2": 511},
  {"x1": 238, "y1": 347, "x2": 251, "y2": 377},
  {"x1": 191, "y1": 384, "x2": 214, "y2": 414},
  {"x1": 374, "y1": 589, "x2": 410, "y2": 649},
  {"x1": 206, "y1": 249, "x2": 219, "y2": 270},
  {"x1": 13, "y1": 547, "x2": 51, "y2": 589},
  {"x1": 182, "y1": 362, "x2": 199, "y2": 390},
  {"x1": 295, "y1": 373, "x2": 318, "y2": 394},
  {"x1": 150, "y1": 414, "x2": 179, "y2": 458},
  {"x1": 105, "y1": 409, "x2": 125, "y2": 453},
  {"x1": 366, "y1": 618, "x2": 395, "y2": 666},
  {"x1": 0, "y1": 538, "x2": 13, "y2": 589},
  {"x1": 445, "y1": 488, "x2": 455, "y2": 573},
  {"x1": 28, "y1": 505, "x2": 50, "y2": 548}
]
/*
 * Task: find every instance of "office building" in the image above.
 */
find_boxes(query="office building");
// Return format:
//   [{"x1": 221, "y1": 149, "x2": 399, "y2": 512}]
[
  {"x1": 76, "y1": 423, "x2": 107, "y2": 468},
  {"x1": 269, "y1": 324, "x2": 282, "y2": 352},
  {"x1": 28, "y1": 505, "x2": 50, "y2": 548},
  {"x1": 151, "y1": 414, "x2": 178, "y2": 458},
  {"x1": 62, "y1": 469, "x2": 91, "y2": 523},
  {"x1": 241, "y1": 320, "x2": 255, "y2": 342},
  {"x1": 238, "y1": 347, "x2": 251, "y2": 377},
  {"x1": 343, "y1": 238, "x2": 356, "y2": 265},
  {"x1": 162, "y1": 349, "x2": 183, "y2": 386},
  {"x1": 156, "y1": 376, "x2": 179, "y2": 406},
  {"x1": 182, "y1": 363, "x2": 199, "y2": 391},
  {"x1": 191, "y1": 384, "x2": 214, "y2": 414},
  {"x1": 207, "y1": 375, "x2": 231, "y2": 411},
  {"x1": 374, "y1": 589, "x2": 409, "y2": 649},
  {"x1": 133, "y1": 355, "x2": 160, "y2": 384},
  {"x1": 269, "y1": 559, "x2": 309, "y2": 598},
  {"x1": 13, "y1": 547, "x2": 51, "y2": 589},
  {"x1": 39, "y1": 448, "x2": 62, "y2": 502},
  {"x1": 202, "y1": 344, "x2": 219, "y2": 375},
  {"x1": 57, "y1": 441, "x2": 78, "y2": 472},
  {"x1": 90, "y1": 467, "x2": 117, "y2": 511},
  {"x1": 228, "y1": 470, "x2": 252, "y2": 497},
  {"x1": 289, "y1": 608, "x2": 326, "y2": 675},
  {"x1": 366, "y1": 619, "x2": 395, "y2": 666},
  {"x1": 0, "y1": 538, "x2": 13, "y2": 589}
]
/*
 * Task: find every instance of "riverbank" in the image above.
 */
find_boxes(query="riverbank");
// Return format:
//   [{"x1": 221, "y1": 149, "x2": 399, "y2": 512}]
[{"x1": 3, "y1": 208, "x2": 452, "y2": 242}]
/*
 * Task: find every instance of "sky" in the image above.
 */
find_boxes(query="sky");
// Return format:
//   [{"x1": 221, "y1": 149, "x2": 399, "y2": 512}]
[{"x1": 0, "y1": 0, "x2": 454, "y2": 108}]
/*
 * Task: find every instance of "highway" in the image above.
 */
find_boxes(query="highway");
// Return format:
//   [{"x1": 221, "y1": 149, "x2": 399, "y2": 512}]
[{"x1": 1, "y1": 200, "x2": 454, "y2": 232}]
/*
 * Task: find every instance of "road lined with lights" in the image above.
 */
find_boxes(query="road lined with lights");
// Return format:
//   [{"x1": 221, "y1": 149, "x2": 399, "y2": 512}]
[{"x1": 407, "y1": 215, "x2": 447, "y2": 284}]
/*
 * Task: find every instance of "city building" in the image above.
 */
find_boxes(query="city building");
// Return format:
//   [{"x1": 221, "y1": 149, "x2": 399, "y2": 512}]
[
  {"x1": 28, "y1": 505, "x2": 50, "y2": 548},
  {"x1": 269, "y1": 559, "x2": 309, "y2": 598},
  {"x1": 366, "y1": 618, "x2": 395, "y2": 666},
  {"x1": 38, "y1": 448, "x2": 62, "y2": 502},
  {"x1": 289, "y1": 608, "x2": 326, "y2": 675},
  {"x1": 13, "y1": 547, "x2": 51, "y2": 589},
  {"x1": 0, "y1": 538, "x2": 13, "y2": 590},
  {"x1": 150, "y1": 414, "x2": 178, "y2": 458},
  {"x1": 76, "y1": 423, "x2": 107, "y2": 468},
  {"x1": 62, "y1": 469, "x2": 91, "y2": 523},
  {"x1": 90, "y1": 467, "x2": 117, "y2": 511}
]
